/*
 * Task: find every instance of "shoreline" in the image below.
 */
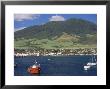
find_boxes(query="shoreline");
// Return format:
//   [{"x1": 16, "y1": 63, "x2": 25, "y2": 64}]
[
  {"x1": 14, "y1": 54, "x2": 97, "y2": 57},
  {"x1": 14, "y1": 48, "x2": 97, "y2": 57}
]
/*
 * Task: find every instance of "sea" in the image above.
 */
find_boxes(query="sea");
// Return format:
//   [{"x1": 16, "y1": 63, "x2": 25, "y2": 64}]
[{"x1": 14, "y1": 55, "x2": 97, "y2": 76}]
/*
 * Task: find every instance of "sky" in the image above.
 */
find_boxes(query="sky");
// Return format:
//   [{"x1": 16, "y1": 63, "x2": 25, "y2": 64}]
[{"x1": 14, "y1": 14, "x2": 97, "y2": 31}]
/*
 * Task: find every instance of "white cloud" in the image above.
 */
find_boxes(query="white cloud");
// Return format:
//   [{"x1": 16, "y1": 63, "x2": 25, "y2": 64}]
[
  {"x1": 49, "y1": 15, "x2": 65, "y2": 21},
  {"x1": 14, "y1": 14, "x2": 40, "y2": 21},
  {"x1": 14, "y1": 27, "x2": 26, "y2": 31}
]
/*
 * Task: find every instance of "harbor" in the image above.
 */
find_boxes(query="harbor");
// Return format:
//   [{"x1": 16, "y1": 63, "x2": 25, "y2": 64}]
[{"x1": 14, "y1": 55, "x2": 97, "y2": 76}]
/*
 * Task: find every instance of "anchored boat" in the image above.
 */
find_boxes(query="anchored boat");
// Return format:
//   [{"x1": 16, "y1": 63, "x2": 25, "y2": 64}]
[
  {"x1": 84, "y1": 65, "x2": 91, "y2": 70},
  {"x1": 27, "y1": 60, "x2": 41, "y2": 74}
]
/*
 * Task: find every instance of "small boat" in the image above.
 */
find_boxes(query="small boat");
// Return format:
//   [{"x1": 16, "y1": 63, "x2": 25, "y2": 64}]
[
  {"x1": 27, "y1": 60, "x2": 41, "y2": 74},
  {"x1": 84, "y1": 65, "x2": 91, "y2": 70},
  {"x1": 48, "y1": 59, "x2": 51, "y2": 61},
  {"x1": 87, "y1": 62, "x2": 97, "y2": 66}
]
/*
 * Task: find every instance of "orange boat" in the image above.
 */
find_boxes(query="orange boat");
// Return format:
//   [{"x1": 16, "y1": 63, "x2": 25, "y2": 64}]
[{"x1": 27, "y1": 61, "x2": 40, "y2": 74}]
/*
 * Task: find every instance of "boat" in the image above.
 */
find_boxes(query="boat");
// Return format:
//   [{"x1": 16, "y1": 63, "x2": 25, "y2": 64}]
[
  {"x1": 27, "y1": 60, "x2": 41, "y2": 74},
  {"x1": 84, "y1": 65, "x2": 91, "y2": 70},
  {"x1": 84, "y1": 55, "x2": 97, "y2": 70},
  {"x1": 48, "y1": 59, "x2": 51, "y2": 61},
  {"x1": 87, "y1": 62, "x2": 97, "y2": 66}
]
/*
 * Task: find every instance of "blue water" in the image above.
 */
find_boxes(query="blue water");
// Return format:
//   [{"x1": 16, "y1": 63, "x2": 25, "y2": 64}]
[{"x1": 14, "y1": 55, "x2": 97, "y2": 76}]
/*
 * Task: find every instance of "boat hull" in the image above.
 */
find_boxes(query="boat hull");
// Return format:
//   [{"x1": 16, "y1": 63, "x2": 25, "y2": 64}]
[{"x1": 27, "y1": 67, "x2": 40, "y2": 74}]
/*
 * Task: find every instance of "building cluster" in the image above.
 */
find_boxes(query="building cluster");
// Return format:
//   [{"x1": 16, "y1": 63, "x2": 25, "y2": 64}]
[{"x1": 14, "y1": 48, "x2": 97, "y2": 57}]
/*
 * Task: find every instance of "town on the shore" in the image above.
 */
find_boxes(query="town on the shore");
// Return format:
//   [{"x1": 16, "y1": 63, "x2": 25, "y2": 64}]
[{"x1": 14, "y1": 48, "x2": 97, "y2": 57}]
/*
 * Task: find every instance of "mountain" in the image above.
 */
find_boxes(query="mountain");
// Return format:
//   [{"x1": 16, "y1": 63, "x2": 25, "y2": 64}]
[{"x1": 14, "y1": 18, "x2": 97, "y2": 49}]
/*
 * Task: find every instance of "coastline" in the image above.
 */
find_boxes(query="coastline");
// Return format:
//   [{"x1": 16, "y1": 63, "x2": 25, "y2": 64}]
[
  {"x1": 14, "y1": 53, "x2": 97, "y2": 57},
  {"x1": 14, "y1": 48, "x2": 97, "y2": 57}
]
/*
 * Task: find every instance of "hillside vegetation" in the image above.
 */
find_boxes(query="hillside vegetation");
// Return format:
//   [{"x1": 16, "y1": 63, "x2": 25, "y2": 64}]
[{"x1": 14, "y1": 18, "x2": 97, "y2": 49}]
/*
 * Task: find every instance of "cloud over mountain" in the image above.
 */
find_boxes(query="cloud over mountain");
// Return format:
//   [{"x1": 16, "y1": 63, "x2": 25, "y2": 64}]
[{"x1": 49, "y1": 15, "x2": 65, "y2": 21}]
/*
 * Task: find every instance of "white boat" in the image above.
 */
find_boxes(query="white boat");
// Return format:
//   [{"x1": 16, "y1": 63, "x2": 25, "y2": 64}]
[
  {"x1": 48, "y1": 59, "x2": 51, "y2": 61},
  {"x1": 87, "y1": 62, "x2": 97, "y2": 66},
  {"x1": 84, "y1": 65, "x2": 91, "y2": 70}
]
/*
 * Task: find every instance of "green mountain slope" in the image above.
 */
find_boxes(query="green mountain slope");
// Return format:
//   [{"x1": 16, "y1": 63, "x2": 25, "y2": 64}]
[{"x1": 14, "y1": 18, "x2": 97, "y2": 49}]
